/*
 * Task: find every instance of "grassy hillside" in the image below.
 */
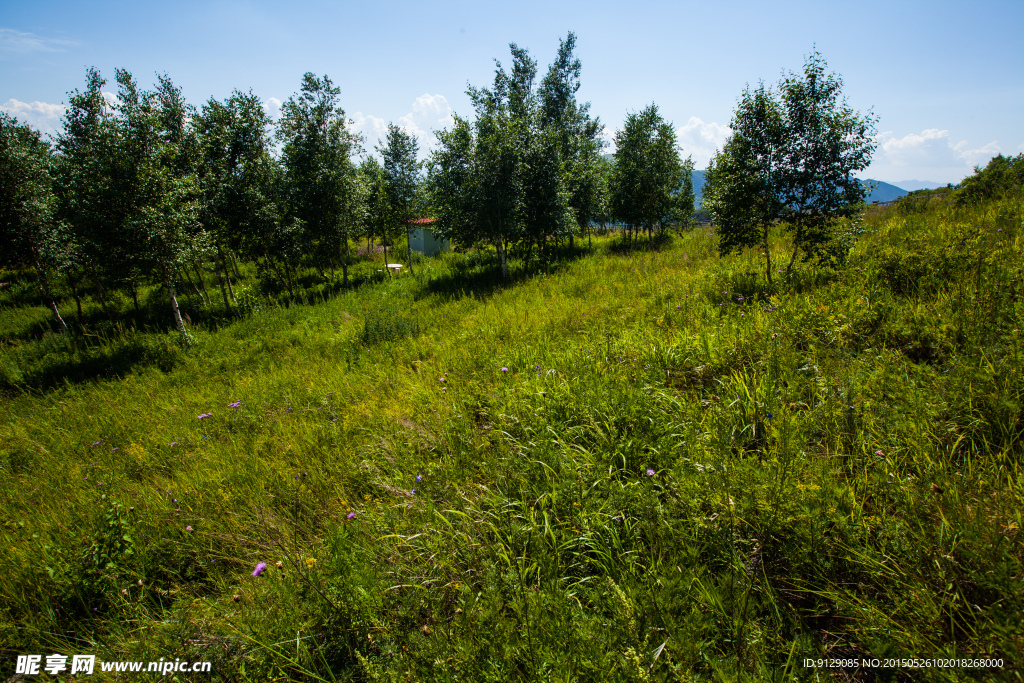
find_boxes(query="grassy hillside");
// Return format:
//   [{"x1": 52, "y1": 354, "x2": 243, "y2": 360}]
[{"x1": 1, "y1": 196, "x2": 1022, "y2": 681}]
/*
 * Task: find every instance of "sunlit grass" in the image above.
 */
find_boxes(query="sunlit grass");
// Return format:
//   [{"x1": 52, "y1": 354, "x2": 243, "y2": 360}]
[{"x1": 1, "y1": 201, "x2": 1022, "y2": 680}]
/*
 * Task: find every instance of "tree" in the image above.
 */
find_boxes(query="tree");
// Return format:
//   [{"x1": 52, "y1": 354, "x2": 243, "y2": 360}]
[
  {"x1": 539, "y1": 31, "x2": 605, "y2": 249},
  {"x1": 278, "y1": 73, "x2": 361, "y2": 286},
  {"x1": 427, "y1": 116, "x2": 478, "y2": 249},
  {"x1": 110, "y1": 69, "x2": 202, "y2": 332},
  {"x1": 378, "y1": 124, "x2": 420, "y2": 275},
  {"x1": 0, "y1": 113, "x2": 71, "y2": 333},
  {"x1": 610, "y1": 103, "x2": 689, "y2": 243},
  {"x1": 55, "y1": 67, "x2": 118, "y2": 319},
  {"x1": 195, "y1": 90, "x2": 278, "y2": 310},
  {"x1": 704, "y1": 51, "x2": 877, "y2": 284}
]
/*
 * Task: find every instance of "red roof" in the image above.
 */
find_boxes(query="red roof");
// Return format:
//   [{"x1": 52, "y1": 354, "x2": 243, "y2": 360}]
[{"x1": 406, "y1": 218, "x2": 436, "y2": 225}]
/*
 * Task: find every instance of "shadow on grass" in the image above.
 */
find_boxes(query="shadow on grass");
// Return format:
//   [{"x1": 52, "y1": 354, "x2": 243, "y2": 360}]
[
  {"x1": 420, "y1": 245, "x2": 591, "y2": 302},
  {"x1": 606, "y1": 230, "x2": 673, "y2": 255},
  {"x1": 0, "y1": 330, "x2": 186, "y2": 395}
]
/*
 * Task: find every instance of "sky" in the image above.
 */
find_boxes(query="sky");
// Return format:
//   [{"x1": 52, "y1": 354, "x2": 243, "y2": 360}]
[{"x1": 1, "y1": 0, "x2": 1022, "y2": 186}]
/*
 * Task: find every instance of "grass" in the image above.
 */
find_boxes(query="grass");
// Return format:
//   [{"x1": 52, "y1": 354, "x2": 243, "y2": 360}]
[{"x1": 1, "y1": 197, "x2": 1022, "y2": 681}]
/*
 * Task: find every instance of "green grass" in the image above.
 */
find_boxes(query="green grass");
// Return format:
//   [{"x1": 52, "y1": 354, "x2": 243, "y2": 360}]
[{"x1": 1, "y1": 199, "x2": 1022, "y2": 681}]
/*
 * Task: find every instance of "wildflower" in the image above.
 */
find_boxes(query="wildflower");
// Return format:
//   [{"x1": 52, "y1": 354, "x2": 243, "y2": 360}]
[
  {"x1": 410, "y1": 489, "x2": 416, "y2": 496},
  {"x1": 252, "y1": 562, "x2": 268, "y2": 577},
  {"x1": 439, "y1": 376, "x2": 445, "y2": 382},
  {"x1": 766, "y1": 413, "x2": 773, "y2": 419},
  {"x1": 294, "y1": 474, "x2": 299, "y2": 481},
  {"x1": 228, "y1": 401, "x2": 243, "y2": 408},
  {"x1": 97, "y1": 481, "x2": 105, "y2": 486},
  {"x1": 676, "y1": 305, "x2": 681, "y2": 309},
  {"x1": 170, "y1": 442, "x2": 178, "y2": 446},
  {"x1": 91, "y1": 440, "x2": 102, "y2": 447},
  {"x1": 198, "y1": 412, "x2": 212, "y2": 419},
  {"x1": 646, "y1": 468, "x2": 655, "y2": 477},
  {"x1": 875, "y1": 450, "x2": 885, "y2": 457},
  {"x1": 501, "y1": 367, "x2": 508, "y2": 372},
  {"x1": 534, "y1": 365, "x2": 541, "y2": 371},
  {"x1": 416, "y1": 474, "x2": 422, "y2": 483},
  {"x1": 306, "y1": 557, "x2": 317, "y2": 568},
  {"x1": 275, "y1": 561, "x2": 283, "y2": 569},
  {"x1": 737, "y1": 296, "x2": 744, "y2": 301},
  {"x1": 185, "y1": 526, "x2": 193, "y2": 533},
  {"x1": 347, "y1": 512, "x2": 356, "y2": 519},
  {"x1": 111, "y1": 448, "x2": 117, "y2": 451}
]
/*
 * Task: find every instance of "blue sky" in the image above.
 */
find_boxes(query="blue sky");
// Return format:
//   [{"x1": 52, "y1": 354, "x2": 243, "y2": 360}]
[{"x1": 1, "y1": 0, "x2": 1021, "y2": 185}]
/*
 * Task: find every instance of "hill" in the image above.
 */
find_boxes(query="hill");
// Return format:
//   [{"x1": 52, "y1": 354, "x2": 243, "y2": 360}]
[{"x1": 691, "y1": 171, "x2": 905, "y2": 206}]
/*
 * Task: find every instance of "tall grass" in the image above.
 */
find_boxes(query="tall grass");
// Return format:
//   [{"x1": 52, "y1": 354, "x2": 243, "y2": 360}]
[{"x1": 1, "y1": 199, "x2": 1022, "y2": 681}]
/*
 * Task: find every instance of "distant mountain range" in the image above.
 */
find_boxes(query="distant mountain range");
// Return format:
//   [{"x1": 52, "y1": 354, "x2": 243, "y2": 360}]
[
  {"x1": 599, "y1": 158, "x2": 938, "y2": 207},
  {"x1": 690, "y1": 170, "x2": 911, "y2": 205}
]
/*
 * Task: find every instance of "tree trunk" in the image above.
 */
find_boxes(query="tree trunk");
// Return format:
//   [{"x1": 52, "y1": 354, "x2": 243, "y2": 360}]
[
  {"x1": 342, "y1": 239, "x2": 350, "y2": 286},
  {"x1": 67, "y1": 272, "x2": 83, "y2": 319},
  {"x1": 218, "y1": 245, "x2": 235, "y2": 302},
  {"x1": 181, "y1": 267, "x2": 202, "y2": 304},
  {"x1": 214, "y1": 254, "x2": 231, "y2": 313},
  {"x1": 192, "y1": 261, "x2": 211, "y2": 305},
  {"x1": 283, "y1": 260, "x2": 296, "y2": 296},
  {"x1": 229, "y1": 250, "x2": 241, "y2": 279},
  {"x1": 786, "y1": 216, "x2": 803, "y2": 275},
  {"x1": 406, "y1": 226, "x2": 414, "y2": 275},
  {"x1": 383, "y1": 242, "x2": 390, "y2": 279},
  {"x1": 89, "y1": 262, "x2": 111, "y2": 320},
  {"x1": 497, "y1": 235, "x2": 508, "y2": 279},
  {"x1": 36, "y1": 264, "x2": 68, "y2": 334},
  {"x1": 264, "y1": 252, "x2": 294, "y2": 298},
  {"x1": 167, "y1": 281, "x2": 185, "y2": 332},
  {"x1": 763, "y1": 227, "x2": 774, "y2": 287}
]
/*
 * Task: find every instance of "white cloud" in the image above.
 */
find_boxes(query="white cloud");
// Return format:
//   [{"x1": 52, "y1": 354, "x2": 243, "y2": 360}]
[
  {"x1": 263, "y1": 97, "x2": 282, "y2": 121},
  {"x1": 876, "y1": 128, "x2": 1001, "y2": 169},
  {"x1": 349, "y1": 111, "x2": 389, "y2": 155},
  {"x1": 0, "y1": 98, "x2": 66, "y2": 137},
  {"x1": 675, "y1": 117, "x2": 731, "y2": 169},
  {"x1": 352, "y1": 93, "x2": 454, "y2": 159},
  {"x1": 0, "y1": 27, "x2": 78, "y2": 54}
]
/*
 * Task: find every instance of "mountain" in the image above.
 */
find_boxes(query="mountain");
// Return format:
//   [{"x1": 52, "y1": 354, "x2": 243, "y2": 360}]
[
  {"x1": 893, "y1": 180, "x2": 945, "y2": 192},
  {"x1": 690, "y1": 172, "x2": 905, "y2": 205}
]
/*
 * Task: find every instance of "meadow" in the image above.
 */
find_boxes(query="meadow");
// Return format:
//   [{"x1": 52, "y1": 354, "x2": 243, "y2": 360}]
[{"x1": 1, "y1": 193, "x2": 1022, "y2": 681}]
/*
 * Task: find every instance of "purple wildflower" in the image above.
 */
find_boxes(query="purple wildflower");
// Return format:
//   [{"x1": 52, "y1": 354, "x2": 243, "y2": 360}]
[
  {"x1": 228, "y1": 401, "x2": 243, "y2": 408},
  {"x1": 169, "y1": 442, "x2": 178, "y2": 447},
  {"x1": 198, "y1": 412, "x2": 212, "y2": 419},
  {"x1": 501, "y1": 367, "x2": 508, "y2": 373},
  {"x1": 91, "y1": 440, "x2": 102, "y2": 447},
  {"x1": 439, "y1": 376, "x2": 445, "y2": 382},
  {"x1": 646, "y1": 469, "x2": 655, "y2": 477},
  {"x1": 766, "y1": 413, "x2": 773, "y2": 419},
  {"x1": 111, "y1": 448, "x2": 118, "y2": 452},
  {"x1": 186, "y1": 526, "x2": 194, "y2": 533},
  {"x1": 347, "y1": 512, "x2": 356, "y2": 520},
  {"x1": 416, "y1": 474, "x2": 421, "y2": 483},
  {"x1": 535, "y1": 365, "x2": 541, "y2": 371},
  {"x1": 410, "y1": 489, "x2": 416, "y2": 496},
  {"x1": 252, "y1": 562, "x2": 268, "y2": 577}
]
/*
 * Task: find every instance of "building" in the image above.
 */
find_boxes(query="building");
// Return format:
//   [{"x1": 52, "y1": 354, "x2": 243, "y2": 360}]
[{"x1": 406, "y1": 218, "x2": 449, "y2": 256}]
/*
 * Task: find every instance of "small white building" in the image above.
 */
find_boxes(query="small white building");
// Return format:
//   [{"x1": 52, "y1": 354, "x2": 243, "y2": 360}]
[{"x1": 406, "y1": 218, "x2": 449, "y2": 256}]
